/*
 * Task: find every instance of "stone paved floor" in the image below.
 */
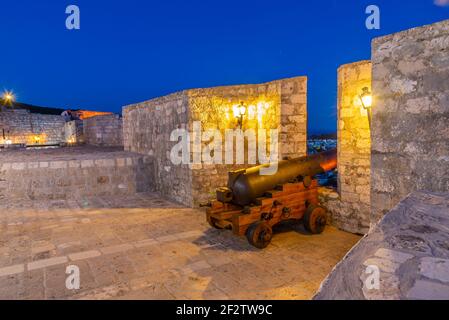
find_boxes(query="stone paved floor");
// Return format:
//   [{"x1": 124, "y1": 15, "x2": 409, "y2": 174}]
[
  {"x1": 0, "y1": 193, "x2": 361, "y2": 300},
  {"x1": 0, "y1": 146, "x2": 129, "y2": 163}
]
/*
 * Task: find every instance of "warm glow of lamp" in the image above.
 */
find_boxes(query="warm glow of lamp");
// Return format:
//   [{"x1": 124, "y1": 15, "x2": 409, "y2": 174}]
[
  {"x1": 362, "y1": 95, "x2": 372, "y2": 108},
  {"x1": 360, "y1": 87, "x2": 372, "y2": 109},
  {"x1": 359, "y1": 87, "x2": 373, "y2": 128},
  {"x1": 227, "y1": 100, "x2": 271, "y2": 129},
  {"x1": 2, "y1": 90, "x2": 15, "y2": 105},
  {"x1": 233, "y1": 102, "x2": 246, "y2": 129},
  {"x1": 5, "y1": 139, "x2": 12, "y2": 145},
  {"x1": 247, "y1": 105, "x2": 256, "y2": 120},
  {"x1": 34, "y1": 135, "x2": 41, "y2": 144},
  {"x1": 232, "y1": 104, "x2": 240, "y2": 118}
]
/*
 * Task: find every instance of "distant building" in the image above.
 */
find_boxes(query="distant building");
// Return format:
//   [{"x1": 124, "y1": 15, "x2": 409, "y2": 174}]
[{"x1": 0, "y1": 100, "x2": 115, "y2": 146}]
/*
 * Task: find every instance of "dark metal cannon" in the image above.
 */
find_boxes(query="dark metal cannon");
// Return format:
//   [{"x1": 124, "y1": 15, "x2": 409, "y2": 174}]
[{"x1": 205, "y1": 149, "x2": 337, "y2": 248}]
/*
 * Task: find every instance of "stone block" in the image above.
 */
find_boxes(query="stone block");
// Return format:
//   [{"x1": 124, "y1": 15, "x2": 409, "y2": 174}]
[
  {"x1": 419, "y1": 257, "x2": 449, "y2": 284},
  {"x1": 0, "y1": 264, "x2": 25, "y2": 277},
  {"x1": 407, "y1": 280, "x2": 449, "y2": 300},
  {"x1": 27, "y1": 256, "x2": 68, "y2": 271},
  {"x1": 371, "y1": 19, "x2": 449, "y2": 223},
  {"x1": 69, "y1": 250, "x2": 102, "y2": 261}
]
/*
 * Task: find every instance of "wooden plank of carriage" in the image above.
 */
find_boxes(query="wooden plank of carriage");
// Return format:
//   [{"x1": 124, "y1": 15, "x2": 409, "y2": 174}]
[{"x1": 255, "y1": 187, "x2": 318, "y2": 207}]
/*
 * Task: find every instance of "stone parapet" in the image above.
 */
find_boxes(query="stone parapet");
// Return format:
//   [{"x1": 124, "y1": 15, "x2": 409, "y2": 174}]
[
  {"x1": 123, "y1": 76, "x2": 307, "y2": 206},
  {"x1": 371, "y1": 19, "x2": 449, "y2": 223}
]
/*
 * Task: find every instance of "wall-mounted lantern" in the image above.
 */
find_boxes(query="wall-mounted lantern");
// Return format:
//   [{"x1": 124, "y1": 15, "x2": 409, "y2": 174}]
[
  {"x1": 359, "y1": 87, "x2": 372, "y2": 128},
  {"x1": 233, "y1": 102, "x2": 246, "y2": 129}
]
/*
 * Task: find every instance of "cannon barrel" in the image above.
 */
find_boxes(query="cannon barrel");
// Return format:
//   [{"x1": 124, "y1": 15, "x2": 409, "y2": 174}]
[{"x1": 226, "y1": 149, "x2": 337, "y2": 206}]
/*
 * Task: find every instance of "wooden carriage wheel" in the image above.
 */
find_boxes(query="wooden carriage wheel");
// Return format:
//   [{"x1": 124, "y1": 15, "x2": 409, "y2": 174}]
[
  {"x1": 303, "y1": 204, "x2": 327, "y2": 234},
  {"x1": 246, "y1": 222, "x2": 273, "y2": 249}
]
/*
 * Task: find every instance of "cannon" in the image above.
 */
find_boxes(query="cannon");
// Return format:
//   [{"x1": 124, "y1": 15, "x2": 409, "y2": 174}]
[{"x1": 205, "y1": 149, "x2": 337, "y2": 248}]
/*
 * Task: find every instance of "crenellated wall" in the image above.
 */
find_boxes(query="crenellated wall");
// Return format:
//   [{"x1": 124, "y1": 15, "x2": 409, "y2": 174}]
[
  {"x1": 123, "y1": 76, "x2": 307, "y2": 206},
  {"x1": 371, "y1": 19, "x2": 449, "y2": 223}
]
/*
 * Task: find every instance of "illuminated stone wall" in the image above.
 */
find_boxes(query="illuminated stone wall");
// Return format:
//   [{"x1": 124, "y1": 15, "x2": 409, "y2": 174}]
[
  {"x1": 371, "y1": 19, "x2": 449, "y2": 223},
  {"x1": 0, "y1": 109, "x2": 65, "y2": 146},
  {"x1": 319, "y1": 61, "x2": 371, "y2": 235},
  {"x1": 123, "y1": 76, "x2": 307, "y2": 206}
]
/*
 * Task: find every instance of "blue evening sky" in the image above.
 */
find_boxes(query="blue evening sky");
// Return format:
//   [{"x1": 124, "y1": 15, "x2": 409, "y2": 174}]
[{"x1": 1, "y1": 0, "x2": 448, "y2": 133}]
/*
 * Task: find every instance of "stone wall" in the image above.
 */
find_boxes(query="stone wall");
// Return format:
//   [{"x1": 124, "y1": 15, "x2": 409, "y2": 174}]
[
  {"x1": 318, "y1": 61, "x2": 371, "y2": 235},
  {"x1": 64, "y1": 120, "x2": 84, "y2": 144},
  {"x1": 123, "y1": 76, "x2": 307, "y2": 206},
  {"x1": 124, "y1": 92, "x2": 192, "y2": 205},
  {"x1": 0, "y1": 109, "x2": 65, "y2": 145},
  {"x1": 0, "y1": 148, "x2": 154, "y2": 200},
  {"x1": 84, "y1": 114, "x2": 123, "y2": 147},
  {"x1": 371, "y1": 19, "x2": 449, "y2": 223}
]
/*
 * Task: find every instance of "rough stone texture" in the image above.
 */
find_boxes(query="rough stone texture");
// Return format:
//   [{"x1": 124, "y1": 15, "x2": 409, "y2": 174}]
[
  {"x1": 314, "y1": 191, "x2": 449, "y2": 300},
  {"x1": 84, "y1": 114, "x2": 123, "y2": 147},
  {"x1": 123, "y1": 77, "x2": 307, "y2": 206},
  {"x1": 0, "y1": 193, "x2": 360, "y2": 300},
  {"x1": 0, "y1": 146, "x2": 154, "y2": 200},
  {"x1": 0, "y1": 109, "x2": 65, "y2": 145},
  {"x1": 124, "y1": 92, "x2": 191, "y2": 205},
  {"x1": 64, "y1": 120, "x2": 84, "y2": 144},
  {"x1": 318, "y1": 61, "x2": 371, "y2": 235},
  {"x1": 371, "y1": 19, "x2": 449, "y2": 223},
  {"x1": 318, "y1": 187, "x2": 366, "y2": 235}
]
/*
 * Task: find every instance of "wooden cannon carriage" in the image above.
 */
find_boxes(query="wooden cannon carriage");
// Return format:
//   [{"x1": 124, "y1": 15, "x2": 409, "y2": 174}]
[{"x1": 204, "y1": 150, "x2": 336, "y2": 248}]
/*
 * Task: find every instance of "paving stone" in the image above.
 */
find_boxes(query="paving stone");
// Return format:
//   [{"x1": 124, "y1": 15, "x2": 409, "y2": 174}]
[
  {"x1": 0, "y1": 264, "x2": 25, "y2": 277},
  {"x1": 0, "y1": 192, "x2": 360, "y2": 299},
  {"x1": 374, "y1": 248, "x2": 414, "y2": 264},
  {"x1": 134, "y1": 239, "x2": 157, "y2": 248},
  {"x1": 180, "y1": 260, "x2": 212, "y2": 274},
  {"x1": 31, "y1": 244, "x2": 56, "y2": 255},
  {"x1": 155, "y1": 235, "x2": 179, "y2": 243},
  {"x1": 100, "y1": 244, "x2": 134, "y2": 255},
  {"x1": 419, "y1": 257, "x2": 449, "y2": 284},
  {"x1": 363, "y1": 257, "x2": 400, "y2": 274},
  {"x1": 28, "y1": 256, "x2": 68, "y2": 271},
  {"x1": 407, "y1": 280, "x2": 449, "y2": 300},
  {"x1": 69, "y1": 250, "x2": 102, "y2": 261}
]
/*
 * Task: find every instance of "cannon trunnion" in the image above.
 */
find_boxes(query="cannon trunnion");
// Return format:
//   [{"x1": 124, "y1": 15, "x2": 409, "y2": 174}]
[{"x1": 205, "y1": 149, "x2": 336, "y2": 249}]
